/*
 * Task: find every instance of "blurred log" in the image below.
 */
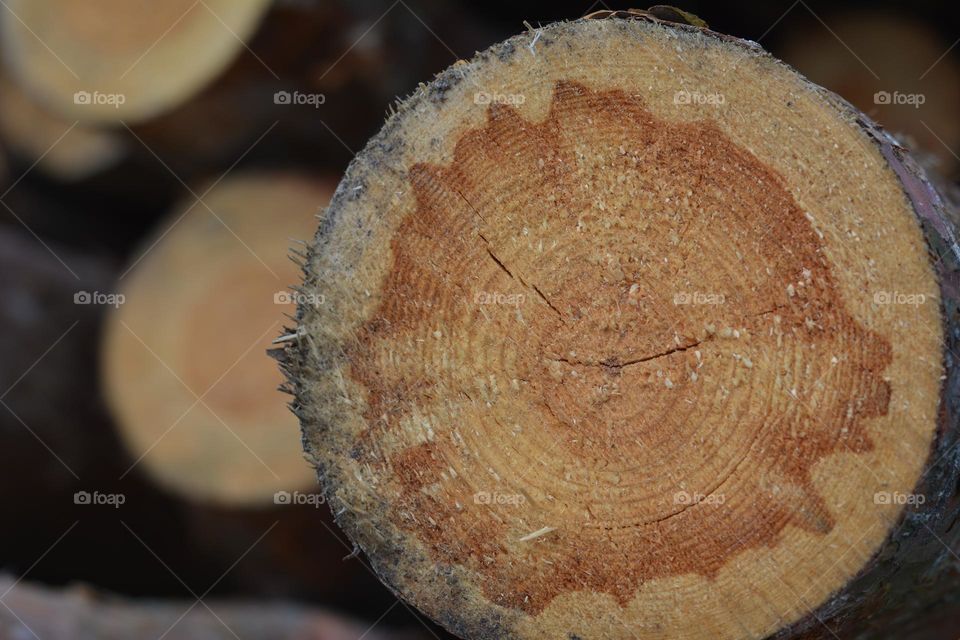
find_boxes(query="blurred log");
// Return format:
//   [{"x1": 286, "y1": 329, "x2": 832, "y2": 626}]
[
  {"x1": 0, "y1": 217, "x2": 399, "y2": 616},
  {"x1": 0, "y1": 74, "x2": 127, "y2": 181},
  {"x1": 0, "y1": 0, "x2": 497, "y2": 186},
  {"x1": 129, "y1": 0, "x2": 496, "y2": 177},
  {"x1": 0, "y1": 0, "x2": 495, "y2": 242},
  {"x1": 0, "y1": 575, "x2": 421, "y2": 640},
  {"x1": 102, "y1": 172, "x2": 334, "y2": 506},
  {"x1": 0, "y1": 0, "x2": 272, "y2": 124},
  {"x1": 778, "y1": 11, "x2": 960, "y2": 179}
]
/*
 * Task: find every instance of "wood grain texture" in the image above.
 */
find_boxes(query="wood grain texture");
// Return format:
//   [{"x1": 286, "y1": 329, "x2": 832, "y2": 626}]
[
  {"x1": 281, "y1": 16, "x2": 959, "y2": 640},
  {"x1": 104, "y1": 172, "x2": 333, "y2": 505}
]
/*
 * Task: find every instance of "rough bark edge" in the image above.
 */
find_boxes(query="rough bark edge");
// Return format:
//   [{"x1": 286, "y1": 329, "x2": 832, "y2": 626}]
[{"x1": 275, "y1": 14, "x2": 960, "y2": 640}]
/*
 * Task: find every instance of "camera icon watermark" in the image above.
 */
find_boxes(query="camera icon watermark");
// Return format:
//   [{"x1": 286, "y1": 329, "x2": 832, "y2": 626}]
[
  {"x1": 474, "y1": 291, "x2": 526, "y2": 307},
  {"x1": 274, "y1": 90, "x2": 325, "y2": 108},
  {"x1": 673, "y1": 90, "x2": 725, "y2": 106},
  {"x1": 74, "y1": 90, "x2": 126, "y2": 109},
  {"x1": 473, "y1": 491, "x2": 526, "y2": 506},
  {"x1": 474, "y1": 91, "x2": 525, "y2": 106},
  {"x1": 274, "y1": 291, "x2": 325, "y2": 307},
  {"x1": 673, "y1": 291, "x2": 725, "y2": 305},
  {"x1": 873, "y1": 290, "x2": 927, "y2": 306},
  {"x1": 873, "y1": 91, "x2": 925, "y2": 108},
  {"x1": 874, "y1": 491, "x2": 925, "y2": 506},
  {"x1": 74, "y1": 291, "x2": 125, "y2": 308},
  {"x1": 74, "y1": 490, "x2": 126, "y2": 508},
  {"x1": 273, "y1": 490, "x2": 325, "y2": 507},
  {"x1": 673, "y1": 490, "x2": 725, "y2": 505}
]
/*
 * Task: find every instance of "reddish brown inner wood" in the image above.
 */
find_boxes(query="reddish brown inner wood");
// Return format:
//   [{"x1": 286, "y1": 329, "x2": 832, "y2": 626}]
[{"x1": 346, "y1": 81, "x2": 892, "y2": 614}]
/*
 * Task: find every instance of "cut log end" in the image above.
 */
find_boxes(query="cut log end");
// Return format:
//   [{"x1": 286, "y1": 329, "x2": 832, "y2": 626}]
[
  {"x1": 0, "y1": 0, "x2": 271, "y2": 123},
  {"x1": 104, "y1": 172, "x2": 334, "y2": 506},
  {"x1": 285, "y1": 18, "x2": 952, "y2": 640}
]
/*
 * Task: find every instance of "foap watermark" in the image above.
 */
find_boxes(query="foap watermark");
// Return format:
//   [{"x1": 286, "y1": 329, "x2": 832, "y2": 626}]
[
  {"x1": 874, "y1": 491, "x2": 925, "y2": 506},
  {"x1": 474, "y1": 91, "x2": 525, "y2": 106},
  {"x1": 874, "y1": 91, "x2": 925, "y2": 108},
  {"x1": 474, "y1": 491, "x2": 526, "y2": 506},
  {"x1": 673, "y1": 490, "x2": 725, "y2": 505},
  {"x1": 274, "y1": 90, "x2": 325, "y2": 108},
  {"x1": 673, "y1": 90, "x2": 725, "y2": 106},
  {"x1": 74, "y1": 91, "x2": 126, "y2": 109},
  {"x1": 274, "y1": 291, "x2": 325, "y2": 307},
  {"x1": 873, "y1": 290, "x2": 927, "y2": 306},
  {"x1": 474, "y1": 291, "x2": 526, "y2": 307},
  {"x1": 74, "y1": 490, "x2": 126, "y2": 508},
  {"x1": 74, "y1": 291, "x2": 125, "y2": 308},
  {"x1": 673, "y1": 291, "x2": 725, "y2": 306},
  {"x1": 274, "y1": 490, "x2": 325, "y2": 507}
]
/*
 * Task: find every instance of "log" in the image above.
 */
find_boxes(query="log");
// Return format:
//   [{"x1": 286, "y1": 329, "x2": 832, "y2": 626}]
[
  {"x1": 0, "y1": 0, "x2": 491, "y2": 177},
  {"x1": 278, "y1": 12, "x2": 960, "y2": 640},
  {"x1": 103, "y1": 172, "x2": 334, "y2": 506},
  {"x1": 0, "y1": 74, "x2": 127, "y2": 181},
  {"x1": 127, "y1": 0, "x2": 496, "y2": 178},
  {"x1": 0, "y1": 225, "x2": 399, "y2": 613},
  {"x1": 0, "y1": 0, "x2": 271, "y2": 124},
  {"x1": 0, "y1": 575, "x2": 422, "y2": 640}
]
